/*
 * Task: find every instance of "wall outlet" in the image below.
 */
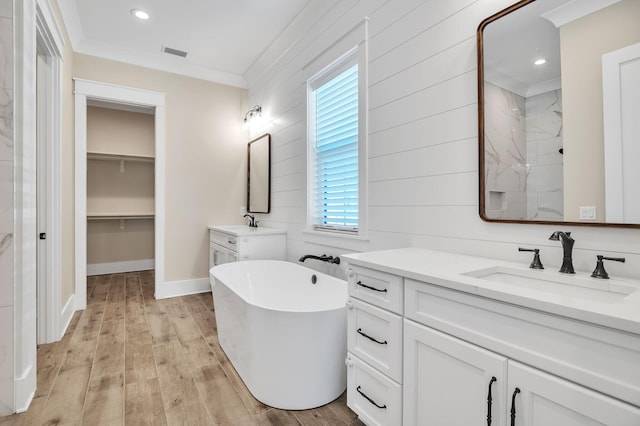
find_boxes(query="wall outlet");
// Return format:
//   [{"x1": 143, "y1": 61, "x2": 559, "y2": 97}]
[
  {"x1": 240, "y1": 206, "x2": 247, "y2": 216},
  {"x1": 579, "y1": 206, "x2": 596, "y2": 220}
]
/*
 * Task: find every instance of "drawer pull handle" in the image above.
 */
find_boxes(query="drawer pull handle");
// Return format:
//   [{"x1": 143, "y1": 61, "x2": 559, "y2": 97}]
[
  {"x1": 356, "y1": 281, "x2": 388, "y2": 293},
  {"x1": 487, "y1": 376, "x2": 497, "y2": 425},
  {"x1": 510, "y1": 387, "x2": 521, "y2": 426},
  {"x1": 228, "y1": 239, "x2": 234, "y2": 244},
  {"x1": 357, "y1": 328, "x2": 388, "y2": 345},
  {"x1": 356, "y1": 386, "x2": 386, "y2": 410}
]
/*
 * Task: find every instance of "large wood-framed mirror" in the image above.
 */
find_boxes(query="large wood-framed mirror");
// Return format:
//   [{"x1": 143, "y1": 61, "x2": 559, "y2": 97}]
[
  {"x1": 478, "y1": 0, "x2": 640, "y2": 227},
  {"x1": 247, "y1": 133, "x2": 271, "y2": 213}
]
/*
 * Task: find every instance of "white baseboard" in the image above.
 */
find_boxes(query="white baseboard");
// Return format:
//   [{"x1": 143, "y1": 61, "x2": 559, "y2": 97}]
[
  {"x1": 87, "y1": 259, "x2": 155, "y2": 276},
  {"x1": 14, "y1": 365, "x2": 35, "y2": 414},
  {"x1": 59, "y1": 295, "x2": 75, "y2": 340},
  {"x1": 155, "y1": 277, "x2": 211, "y2": 300}
]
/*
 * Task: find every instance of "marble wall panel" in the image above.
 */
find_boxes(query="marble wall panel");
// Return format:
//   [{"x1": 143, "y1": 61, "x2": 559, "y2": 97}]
[
  {"x1": 0, "y1": 0, "x2": 13, "y2": 416},
  {"x1": 0, "y1": 304, "x2": 12, "y2": 416},
  {"x1": 484, "y1": 81, "x2": 527, "y2": 219},
  {"x1": 484, "y1": 84, "x2": 564, "y2": 220},
  {"x1": 526, "y1": 89, "x2": 563, "y2": 220},
  {"x1": 0, "y1": 12, "x2": 12, "y2": 162},
  {"x1": 0, "y1": 233, "x2": 11, "y2": 307},
  {"x1": 0, "y1": 160, "x2": 10, "y2": 233},
  {"x1": 0, "y1": 89, "x2": 11, "y2": 162},
  {"x1": 0, "y1": 2, "x2": 10, "y2": 18}
]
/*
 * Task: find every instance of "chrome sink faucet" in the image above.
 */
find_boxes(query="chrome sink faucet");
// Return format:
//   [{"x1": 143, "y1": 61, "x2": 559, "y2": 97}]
[{"x1": 548, "y1": 231, "x2": 575, "y2": 274}]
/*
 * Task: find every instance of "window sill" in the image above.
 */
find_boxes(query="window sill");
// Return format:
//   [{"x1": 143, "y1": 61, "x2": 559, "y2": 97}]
[{"x1": 302, "y1": 229, "x2": 370, "y2": 252}]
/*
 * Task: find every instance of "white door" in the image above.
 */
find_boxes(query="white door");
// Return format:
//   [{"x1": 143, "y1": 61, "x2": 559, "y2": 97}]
[
  {"x1": 603, "y1": 42, "x2": 640, "y2": 223},
  {"x1": 36, "y1": 50, "x2": 49, "y2": 344},
  {"x1": 508, "y1": 361, "x2": 640, "y2": 426},
  {"x1": 403, "y1": 320, "x2": 508, "y2": 426}
]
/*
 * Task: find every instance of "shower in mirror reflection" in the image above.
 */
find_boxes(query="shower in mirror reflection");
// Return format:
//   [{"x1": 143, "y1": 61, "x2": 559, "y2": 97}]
[{"x1": 478, "y1": 0, "x2": 640, "y2": 226}]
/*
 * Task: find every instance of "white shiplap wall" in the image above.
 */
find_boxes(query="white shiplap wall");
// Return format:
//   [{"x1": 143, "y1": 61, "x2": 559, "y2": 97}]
[{"x1": 244, "y1": 0, "x2": 640, "y2": 280}]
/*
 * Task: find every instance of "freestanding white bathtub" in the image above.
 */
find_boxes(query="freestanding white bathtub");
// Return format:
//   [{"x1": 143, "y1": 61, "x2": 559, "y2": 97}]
[{"x1": 209, "y1": 260, "x2": 347, "y2": 410}]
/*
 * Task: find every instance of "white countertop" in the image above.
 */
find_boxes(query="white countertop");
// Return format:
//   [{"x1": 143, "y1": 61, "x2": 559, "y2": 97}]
[
  {"x1": 208, "y1": 225, "x2": 287, "y2": 236},
  {"x1": 343, "y1": 248, "x2": 640, "y2": 335}
]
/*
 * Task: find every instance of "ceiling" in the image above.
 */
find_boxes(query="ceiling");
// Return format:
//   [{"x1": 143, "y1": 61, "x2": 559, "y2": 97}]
[
  {"x1": 482, "y1": 0, "x2": 622, "y2": 98},
  {"x1": 57, "y1": 0, "x2": 312, "y2": 88}
]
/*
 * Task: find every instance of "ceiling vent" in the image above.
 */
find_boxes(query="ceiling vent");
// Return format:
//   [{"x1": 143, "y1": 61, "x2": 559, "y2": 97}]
[{"x1": 162, "y1": 46, "x2": 188, "y2": 58}]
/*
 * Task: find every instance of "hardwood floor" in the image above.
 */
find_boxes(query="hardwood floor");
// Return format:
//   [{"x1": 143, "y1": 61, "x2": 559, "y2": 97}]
[{"x1": 1, "y1": 271, "x2": 363, "y2": 426}]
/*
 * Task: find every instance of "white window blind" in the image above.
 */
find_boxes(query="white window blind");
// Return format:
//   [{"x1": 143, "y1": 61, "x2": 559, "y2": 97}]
[{"x1": 311, "y1": 64, "x2": 359, "y2": 232}]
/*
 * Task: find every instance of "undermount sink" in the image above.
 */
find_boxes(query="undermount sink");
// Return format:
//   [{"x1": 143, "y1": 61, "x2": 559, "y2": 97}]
[{"x1": 464, "y1": 266, "x2": 638, "y2": 303}]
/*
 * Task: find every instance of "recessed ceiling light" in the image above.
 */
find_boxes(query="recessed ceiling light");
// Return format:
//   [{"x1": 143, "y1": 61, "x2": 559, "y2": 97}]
[
  {"x1": 131, "y1": 9, "x2": 149, "y2": 20},
  {"x1": 534, "y1": 58, "x2": 547, "y2": 66}
]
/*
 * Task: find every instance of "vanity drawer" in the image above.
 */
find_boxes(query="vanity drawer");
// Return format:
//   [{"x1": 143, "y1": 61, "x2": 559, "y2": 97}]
[
  {"x1": 209, "y1": 230, "x2": 237, "y2": 251},
  {"x1": 347, "y1": 266, "x2": 403, "y2": 314},
  {"x1": 347, "y1": 297, "x2": 402, "y2": 383},
  {"x1": 346, "y1": 353, "x2": 402, "y2": 426}
]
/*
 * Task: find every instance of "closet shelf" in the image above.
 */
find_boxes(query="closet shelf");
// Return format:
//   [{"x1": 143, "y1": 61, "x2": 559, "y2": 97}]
[
  {"x1": 87, "y1": 151, "x2": 155, "y2": 163},
  {"x1": 87, "y1": 212, "x2": 155, "y2": 220}
]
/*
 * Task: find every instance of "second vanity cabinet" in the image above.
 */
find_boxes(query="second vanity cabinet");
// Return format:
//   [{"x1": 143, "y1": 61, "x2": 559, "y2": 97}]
[
  {"x1": 208, "y1": 226, "x2": 286, "y2": 268},
  {"x1": 343, "y1": 249, "x2": 640, "y2": 426}
]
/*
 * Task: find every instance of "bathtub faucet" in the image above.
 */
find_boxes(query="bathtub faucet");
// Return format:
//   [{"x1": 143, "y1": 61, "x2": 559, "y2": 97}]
[
  {"x1": 243, "y1": 213, "x2": 257, "y2": 227},
  {"x1": 299, "y1": 254, "x2": 341, "y2": 265}
]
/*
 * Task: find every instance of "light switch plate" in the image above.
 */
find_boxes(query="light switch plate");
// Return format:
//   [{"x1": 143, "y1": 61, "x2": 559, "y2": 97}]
[{"x1": 579, "y1": 206, "x2": 596, "y2": 220}]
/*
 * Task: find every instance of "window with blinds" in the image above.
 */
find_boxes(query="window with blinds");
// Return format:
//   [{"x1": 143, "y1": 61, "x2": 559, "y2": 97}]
[{"x1": 309, "y1": 63, "x2": 359, "y2": 232}]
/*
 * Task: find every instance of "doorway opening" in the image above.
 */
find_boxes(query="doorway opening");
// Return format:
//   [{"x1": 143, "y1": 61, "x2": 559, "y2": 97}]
[{"x1": 73, "y1": 80, "x2": 166, "y2": 311}]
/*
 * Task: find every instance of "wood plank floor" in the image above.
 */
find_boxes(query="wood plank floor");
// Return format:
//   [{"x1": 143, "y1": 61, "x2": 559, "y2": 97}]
[{"x1": 1, "y1": 271, "x2": 363, "y2": 426}]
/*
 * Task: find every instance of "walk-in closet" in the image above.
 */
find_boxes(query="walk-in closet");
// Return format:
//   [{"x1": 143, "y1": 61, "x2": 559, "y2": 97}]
[{"x1": 86, "y1": 104, "x2": 155, "y2": 275}]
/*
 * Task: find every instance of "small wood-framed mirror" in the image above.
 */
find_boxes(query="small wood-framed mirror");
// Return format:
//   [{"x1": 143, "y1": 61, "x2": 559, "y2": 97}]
[
  {"x1": 477, "y1": 0, "x2": 640, "y2": 228},
  {"x1": 247, "y1": 133, "x2": 271, "y2": 213}
]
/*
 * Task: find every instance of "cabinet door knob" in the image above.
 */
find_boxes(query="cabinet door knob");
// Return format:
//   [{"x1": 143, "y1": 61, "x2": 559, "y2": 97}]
[
  {"x1": 346, "y1": 269, "x2": 354, "y2": 277},
  {"x1": 345, "y1": 357, "x2": 353, "y2": 367},
  {"x1": 346, "y1": 300, "x2": 354, "y2": 309}
]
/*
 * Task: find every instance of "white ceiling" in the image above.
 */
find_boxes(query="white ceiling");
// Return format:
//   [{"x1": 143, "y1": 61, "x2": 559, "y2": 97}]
[
  {"x1": 57, "y1": 0, "x2": 312, "y2": 88},
  {"x1": 482, "y1": 0, "x2": 622, "y2": 98}
]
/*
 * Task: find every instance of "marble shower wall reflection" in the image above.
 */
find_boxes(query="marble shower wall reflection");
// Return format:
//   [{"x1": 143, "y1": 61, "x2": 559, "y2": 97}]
[
  {"x1": 525, "y1": 89, "x2": 563, "y2": 220},
  {"x1": 0, "y1": 0, "x2": 13, "y2": 417},
  {"x1": 484, "y1": 82, "x2": 527, "y2": 219},
  {"x1": 484, "y1": 82, "x2": 563, "y2": 220}
]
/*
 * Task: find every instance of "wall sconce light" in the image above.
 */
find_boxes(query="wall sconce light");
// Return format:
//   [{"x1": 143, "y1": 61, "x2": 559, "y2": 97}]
[{"x1": 244, "y1": 105, "x2": 262, "y2": 122}]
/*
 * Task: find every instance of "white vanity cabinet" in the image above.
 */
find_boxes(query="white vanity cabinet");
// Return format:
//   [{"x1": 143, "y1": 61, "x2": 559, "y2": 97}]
[
  {"x1": 404, "y1": 320, "x2": 640, "y2": 425},
  {"x1": 403, "y1": 321, "x2": 508, "y2": 426},
  {"x1": 343, "y1": 248, "x2": 640, "y2": 426},
  {"x1": 208, "y1": 226, "x2": 286, "y2": 268},
  {"x1": 346, "y1": 266, "x2": 404, "y2": 426}
]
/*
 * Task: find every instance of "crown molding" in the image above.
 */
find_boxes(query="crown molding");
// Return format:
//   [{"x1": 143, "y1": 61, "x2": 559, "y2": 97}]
[
  {"x1": 55, "y1": 0, "x2": 82, "y2": 49},
  {"x1": 541, "y1": 0, "x2": 621, "y2": 28}
]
